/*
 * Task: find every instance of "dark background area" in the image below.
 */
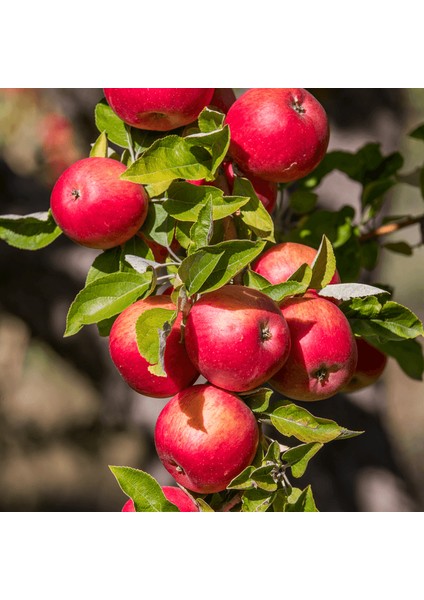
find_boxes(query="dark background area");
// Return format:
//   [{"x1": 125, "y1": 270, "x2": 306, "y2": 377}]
[{"x1": 0, "y1": 88, "x2": 423, "y2": 511}]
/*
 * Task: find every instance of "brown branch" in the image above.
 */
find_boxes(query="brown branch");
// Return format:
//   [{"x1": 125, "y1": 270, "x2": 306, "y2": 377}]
[
  {"x1": 360, "y1": 214, "x2": 424, "y2": 242},
  {"x1": 218, "y1": 491, "x2": 243, "y2": 512}
]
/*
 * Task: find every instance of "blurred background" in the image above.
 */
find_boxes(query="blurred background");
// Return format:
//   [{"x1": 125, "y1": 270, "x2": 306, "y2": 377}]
[{"x1": 0, "y1": 88, "x2": 422, "y2": 511}]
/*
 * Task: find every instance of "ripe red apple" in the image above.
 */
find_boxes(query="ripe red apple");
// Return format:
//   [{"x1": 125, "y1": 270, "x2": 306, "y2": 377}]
[
  {"x1": 154, "y1": 383, "x2": 259, "y2": 493},
  {"x1": 252, "y1": 241, "x2": 341, "y2": 285},
  {"x1": 223, "y1": 161, "x2": 278, "y2": 214},
  {"x1": 103, "y1": 88, "x2": 215, "y2": 131},
  {"x1": 122, "y1": 486, "x2": 199, "y2": 512},
  {"x1": 109, "y1": 295, "x2": 199, "y2": 398},
  {"x1": 50, "y1": 157, "x2": 148, "y2": 249},
  {"x1": 225, "y1": 88, "x2": 329, "y2": 183},
  {"x1": 209, "y1": 88, "x2": 237, "y2": 114},
  {"x1": 184, "y1": 285, "x2": 291, "y2": 392},
  {"x1": 269, "y1": 294, "x2": 358, "y2": 401},
  {"x1": 342, "y1": 338, "x2": 388, "y2": 393}
]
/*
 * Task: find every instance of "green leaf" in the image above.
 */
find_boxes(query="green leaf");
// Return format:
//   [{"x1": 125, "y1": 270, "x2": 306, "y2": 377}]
[
  {"x1": 241, "y1": 488, "x2": 274, "y2": 512},
  {"x1": 95, "y1": 99, "x2": 161, "y2": 153},
  {"x1": 0, "y1": 210, "x2": 61, "y2": 250},
  {"x1": 233, "y1": 177, "x2": 275, "y2": 242},
  {"x1": 369, "y1": 338, "x2": 424, "y2": 381},
  {"x1": 361, "y1": 178, "x2": 396, "y2": 210},
  {"x1": 282, "y1": 443, "x2": 323, "y2": 478},
  {"x1": 97, "y1": 315, "x2": 118, "y2": 337},
  {"x1": 242, "y1": 387, "x2": 274, "y2": 413},
  {"x1": 188, "y1": 198, "x2": 213, "y2": 255},
  {"x1": 164, "y1": 181, "x2": 249, "y2": 222},
  {"x1": 227, "y1": 466, "x2": 256, "y2": 491},
  {"x1": 85, "y1": 237, "x2": 154, "y2": 285},
  {"x1": 185, "y1": 126, "x2": 230, "y2": 176},
  {"x1": 383, "y1": 241, "x2": 414, "y2": 256},
  {"x1": 109, "y1": 466, "x2": 179, "y2": 512},
  {"x1": 284, "y1": 485, "x2": 318, "y2": 512},
  {"x1": 243, "y1": 269, "x2": 307, "y2": 301},
  {"x1": 142, "y1": 203, "x2": 175, "y2": 248},
  {"x1": 263, "y1": 440, "x2": 282, "y2": 465},
  {"x1": 343, "y1": 297, "x2": 424, "y2": 342},
  {"x1": 196, "y1": 498, "x2": 215, "y2": 512},
  {"x1": 179, "y1": 239, "x2": 266, "y2": 296},
  {"x1": 319, "y1": 283, "x2": 390, "y2": 302},
  {"x1": 64, "y1": 272, "x2": 152, "y2": 337},
  {"x1": 250, "y1": 465, "x2": 278, "y2": 492},
  {"x1": 197, "y1": 106, "x2": 225, "y2": 133},
  {"x1": 287, "y1": 263, "x2": 313, "y2": 287},
  {"x1": 90, "y1": 131, "x2": 108, "y2": 158},
  {"x1": 135, "y1": 307, "x2": 176, "y2": 377},
  {"x1": 121, "y1": 135, "x2": 213, "y2": 196},
  {"x1": 409, "y1": 123, "x2": 424, "y2": 141},
  {"x1": 267, "y1": 402, "x2": 363, "y2": 444},
  {"x1": 289, "y1": 190, "x2": 318, "y2": 214},
  {"x1": 261, "y1": 281, "x2": 309, "y2": 303},
  {"x1": 309, "y1": 235, "x2": 336, "y2": 290}
]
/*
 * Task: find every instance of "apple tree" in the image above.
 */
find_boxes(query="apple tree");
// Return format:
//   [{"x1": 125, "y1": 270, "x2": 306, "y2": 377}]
[{"x1": 0, "y1": 88, "x2": 423, "y2": 512}]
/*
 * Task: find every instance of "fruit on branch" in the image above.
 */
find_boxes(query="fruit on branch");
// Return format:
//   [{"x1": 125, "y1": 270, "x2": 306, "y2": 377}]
[
  {"x1": 122, "y1": 486, "x2": 199, "y2": 512},
  {"x1": 252, "y1": 241, "x2": 341, "y2": 284},
  {"x1": 103, "y1": 88, "x2": 215, "y2": 131},
  {"x1": 223, "y1": 161, "x2": 278, "y2": 214},
  {"x1": 269, "y1": 294, "x2": 358, "y2": 401},
  {"x1": 225, "y1": 88, "x2": 329, "y2": 182},
  {"x1": 184, "y1": 285, "x2": 291, "y2": 392},
  {"x1": 50, "y1": 157, "x2": 148, "y2": 250},
  {"x1": 342, "y1": 337, "x2": 388, "y2": 393},
  {"x1": 209, "y1": 88, "x2": 237, "y2": 114},
  {"x1": 154, "y1": 383, "x2": 259, "y2": 493},
  {"x1": 109, "y1": 295, "x2": 199, "y2": 398}
]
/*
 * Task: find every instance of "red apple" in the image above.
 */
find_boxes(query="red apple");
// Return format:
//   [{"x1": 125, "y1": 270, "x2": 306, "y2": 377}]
[
  {"x1": 103, "y1": 88, "x2": 215, "y2": 131},
  {"x1": 184, "y1": 285, "x2": 291, "y2": 392},
  {"x1": 122, "y1": 486, "x2": 199, "y2": 512},
  {"x1": 223, "y1": 161, "x2": 278, "y2": 214},
  {"x1": 225, "y1": 88, "x2": 329, "y2": 183},
  {"x1": 209, "y1": 88, "x2": 237, "y2": 114},
  {"x1": 269, "y1": 295, "x2": 358, "y2": 401},
  {"x1": 154, "y1": 383, "x2": 259, "y2": 493},
  {"x1": 50, "y1": 157, "x2": 148, "y2": 249},
  {"x1": 252, "y1": 241, "x2": 341, "y2": 285},
  {"x1": 109, "y1": 295, "x2": 199, "y2": 398},
  {"x1": 342, "y1": 338, "x2": 388, "y2": 393}
]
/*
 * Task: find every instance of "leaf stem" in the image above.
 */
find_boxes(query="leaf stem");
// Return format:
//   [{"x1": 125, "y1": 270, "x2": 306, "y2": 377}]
[
  {"x1": 125, "y1": 125, "x2": 136, "y2": 164},
  {"x1": 167, "y1": 245, "x2": 182, "y2": 264},
  {"x1": 360, "y1": 214, "x2": 424, "y2": 242}
]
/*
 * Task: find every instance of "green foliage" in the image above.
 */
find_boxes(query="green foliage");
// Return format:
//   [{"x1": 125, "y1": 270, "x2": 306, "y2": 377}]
[
  {"x1": 0, "y1": 210, "x2": 61, "y2": 250},
  {"x1": 109, "y1": 466, "x2": 179, "y2": 512},
  {"x1": 135, "y1": 308, "x2": 176, "y2": 377}
]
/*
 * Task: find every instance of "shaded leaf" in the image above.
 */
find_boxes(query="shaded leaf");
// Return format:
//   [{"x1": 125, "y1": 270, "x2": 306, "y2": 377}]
[
  {"x1": 0, "y1": 210, "x2": 61, "y2": 250},
  {"x1": 282, "y1": 443, "x2": 323, "y2": 478},
  {"x1": 309, "y1": 234, "x2": 336, "y2": 290}
]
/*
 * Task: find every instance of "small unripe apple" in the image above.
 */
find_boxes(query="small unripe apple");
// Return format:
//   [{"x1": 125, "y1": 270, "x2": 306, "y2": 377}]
[
  {"x1": 122, "y1": 486, "x2": 199, "y2": 512},
  {"x1": 109, "y1": 295, "x2": 199, "y2": 398},
  {"x1": 225, "y1": 88, "x2": 329, "y2": 183},
  {"x1": 342, "y1": 337, "x2": 388, "y2": 392},
  {"x1": 252, "y1": 241, "x2": 341, "y2": 285},
  {"x1": 50, "y1": 157, "x2": 148, "y2": 249},
  {"x1": 184, "y1": 285, "x2": 291, "y2": 392},
  {"x1": 103, "y1": 88, "x2": 215, "y2": 131},
  {"x1": 269, "y1": 295, "x2": 357, "y2": 401},
  {"x1": 154, "y1": 384, "x2": 259, "y2": 493}
]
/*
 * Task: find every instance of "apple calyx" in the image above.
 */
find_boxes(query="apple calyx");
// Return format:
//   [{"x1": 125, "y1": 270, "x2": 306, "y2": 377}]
[
  {"x1": 260, "y1": 322, "x2": 273, "y2": 342},
  {"x1": 71, "y1": 189, "x2": 81, "y2": 200},
  {"x1": 292, "y1": 99, "x2": 306, "y2": 115},
  {"x1": 313, "y1": 366, "x2": 329, "y2": 383}
]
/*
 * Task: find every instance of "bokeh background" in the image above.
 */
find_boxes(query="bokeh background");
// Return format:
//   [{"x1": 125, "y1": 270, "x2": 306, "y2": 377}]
[{"x1": 0, "y1": 88, "x2": 422, "y2": 511}]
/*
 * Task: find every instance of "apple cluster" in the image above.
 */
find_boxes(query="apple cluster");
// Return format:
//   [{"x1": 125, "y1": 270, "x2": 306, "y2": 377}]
[{"x1": 48, "y1": 88, "x2": 388, "y2": 511}]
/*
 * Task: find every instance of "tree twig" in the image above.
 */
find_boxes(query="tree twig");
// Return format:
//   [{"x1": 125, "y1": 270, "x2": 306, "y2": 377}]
[
  {"x1": 218, "y1": 491, "x2": 243, "y2": 512},
  {"x1": 360, "y1": 214, "x2": 424, "y2": 242}
]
